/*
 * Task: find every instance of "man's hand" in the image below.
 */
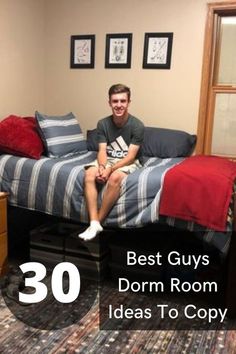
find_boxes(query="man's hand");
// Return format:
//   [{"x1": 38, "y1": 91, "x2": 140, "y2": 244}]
[{"x1": 96, "y1": 165, "x2": 112, "y2": 184}]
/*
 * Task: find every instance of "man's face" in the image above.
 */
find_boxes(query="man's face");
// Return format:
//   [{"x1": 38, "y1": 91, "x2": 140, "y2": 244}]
[{"x1": 109, "y1": 92, "x2": 130, "y2": 126}]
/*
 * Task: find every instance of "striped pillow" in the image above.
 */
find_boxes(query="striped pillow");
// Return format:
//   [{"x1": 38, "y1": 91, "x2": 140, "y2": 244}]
[{"x1": 35, "y1": 111, "x2": 87, "y2": 158}]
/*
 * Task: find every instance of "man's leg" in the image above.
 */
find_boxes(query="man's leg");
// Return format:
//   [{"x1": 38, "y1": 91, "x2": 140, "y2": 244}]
[
  {"x1": 78, "y1": 167, "x2": 103, "y2": 240},
  {"x1": 80, "y1": 170, "x2": 126, "y2": 241},
  {"x1": 98, "y1": 170, "x2": 126, "y2": 223},
  {"x1": 84, "y1": 167, "x2": 99, "y2": 221}
]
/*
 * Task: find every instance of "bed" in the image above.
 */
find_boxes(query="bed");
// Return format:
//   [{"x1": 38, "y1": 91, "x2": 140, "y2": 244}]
[{"x1": 0, "y1": 113, "x2": 236, "y2": 316}]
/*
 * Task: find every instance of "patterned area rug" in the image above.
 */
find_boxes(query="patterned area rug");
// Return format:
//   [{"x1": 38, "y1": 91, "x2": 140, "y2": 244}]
[{"x1": 1, "y1": 281, "x2": 236, "y2": 354}]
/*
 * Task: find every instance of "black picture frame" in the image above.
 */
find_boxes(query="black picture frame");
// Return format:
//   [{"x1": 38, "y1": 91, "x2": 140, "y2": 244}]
[
  {"x1": 70, "y1": 35, "x2": 95, "y2": 69},
  {"x1": 105, "y1": 33, "x2": 132, "y2": 68},
  {"x1": 143, "y1": 32, "x2": 173, "y2": 69}
]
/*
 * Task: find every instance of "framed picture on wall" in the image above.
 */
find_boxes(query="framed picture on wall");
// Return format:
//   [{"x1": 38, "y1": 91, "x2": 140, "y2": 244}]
[
  {"x1": 70, "y1": 35, "x2": 95, "y2": 68},
  {"x1": 143, "y1": 32, "x2": 173, "y2": 69},
  {"x1": 105, "y1": 33, "x2": 132, "y2": 68}
]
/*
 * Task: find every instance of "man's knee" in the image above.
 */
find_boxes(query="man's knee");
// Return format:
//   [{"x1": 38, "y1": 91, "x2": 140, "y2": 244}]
[
  {"x1": 107, "y1": 171, "x2": 125, "y2": 187},
  {"x1": 84, "y1": 167, "x2": 97, "y2": 183}
]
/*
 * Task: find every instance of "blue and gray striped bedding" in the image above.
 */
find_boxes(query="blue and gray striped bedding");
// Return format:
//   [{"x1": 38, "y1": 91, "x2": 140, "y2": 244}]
[
  {"x1": 0, "y1": 153, "x2": 181, "y2": 226},
  {"x1": 0, "y1": 153, "x2": 232, "y2": 256}
]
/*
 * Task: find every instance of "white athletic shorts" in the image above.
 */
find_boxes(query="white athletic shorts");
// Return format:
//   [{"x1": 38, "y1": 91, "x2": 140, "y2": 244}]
[{"x1": 85, "y1": 157, "x2": 142, "y2": 174}]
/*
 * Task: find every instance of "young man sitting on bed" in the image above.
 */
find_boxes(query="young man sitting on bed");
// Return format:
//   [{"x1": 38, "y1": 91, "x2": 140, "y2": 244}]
[{"x1": 78, "y1": 83, "x2": 144, "y2": 241}]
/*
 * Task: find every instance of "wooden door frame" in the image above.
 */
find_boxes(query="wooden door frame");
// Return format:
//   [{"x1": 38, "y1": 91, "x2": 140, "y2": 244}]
[{"x1": 196, "y1": 1, "x2": 236, "y2": 155}]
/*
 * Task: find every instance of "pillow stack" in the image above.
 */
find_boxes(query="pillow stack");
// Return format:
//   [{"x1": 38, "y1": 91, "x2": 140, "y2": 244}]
[{"x1": 0, "y1": 111, "x2": 88, "y2": 159}]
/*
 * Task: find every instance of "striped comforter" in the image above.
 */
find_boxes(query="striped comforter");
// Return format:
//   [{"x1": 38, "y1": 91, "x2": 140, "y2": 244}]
[
  {"x1": 0, "y1": 152, "x2": 181, "y2": 226},
  {"x1": 0, "y1": 153, "x2": 232, "y2": 255}
]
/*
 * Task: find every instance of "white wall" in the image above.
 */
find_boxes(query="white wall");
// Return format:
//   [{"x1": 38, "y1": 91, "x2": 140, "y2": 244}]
[
  {"x1": 44, "y1": 0, "x2": 208, "y2": 133},
  {"x1": 0, "y1": 0, "x2": 45, "y2": 118},
  {"x1": 0, "y1": 0, "x2": 228, "y2": 135}
]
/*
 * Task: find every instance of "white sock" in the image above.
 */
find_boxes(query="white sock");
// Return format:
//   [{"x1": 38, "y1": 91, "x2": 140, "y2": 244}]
[{"x1": 78, "y1": 220, "x2": 103, "y2": 241}]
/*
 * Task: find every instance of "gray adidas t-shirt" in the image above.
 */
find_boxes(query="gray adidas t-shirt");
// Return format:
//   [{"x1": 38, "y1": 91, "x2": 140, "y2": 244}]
[{"x1": 97, "y1": 114, "x2": 144, "y2": 159}]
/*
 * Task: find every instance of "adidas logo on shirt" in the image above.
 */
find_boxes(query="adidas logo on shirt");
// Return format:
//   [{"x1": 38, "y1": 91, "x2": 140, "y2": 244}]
[{"x1": 107, "y1": 136, "x2": 129, "y2": 158}]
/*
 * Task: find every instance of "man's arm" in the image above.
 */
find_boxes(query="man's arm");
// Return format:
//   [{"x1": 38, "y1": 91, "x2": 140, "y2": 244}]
[{"x1": 97, "y1": 143, "x2": 108, "y2": 168}]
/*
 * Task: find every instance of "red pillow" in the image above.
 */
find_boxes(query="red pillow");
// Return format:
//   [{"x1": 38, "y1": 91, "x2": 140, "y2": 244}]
[{"x1": 0, "y1": 115, "x2": 44, "y2": 159}]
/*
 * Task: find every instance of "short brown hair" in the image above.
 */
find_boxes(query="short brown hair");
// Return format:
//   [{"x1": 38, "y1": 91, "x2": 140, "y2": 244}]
[{"x1": 108, "y1": 84, "x2": 131, "y2": 101}]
